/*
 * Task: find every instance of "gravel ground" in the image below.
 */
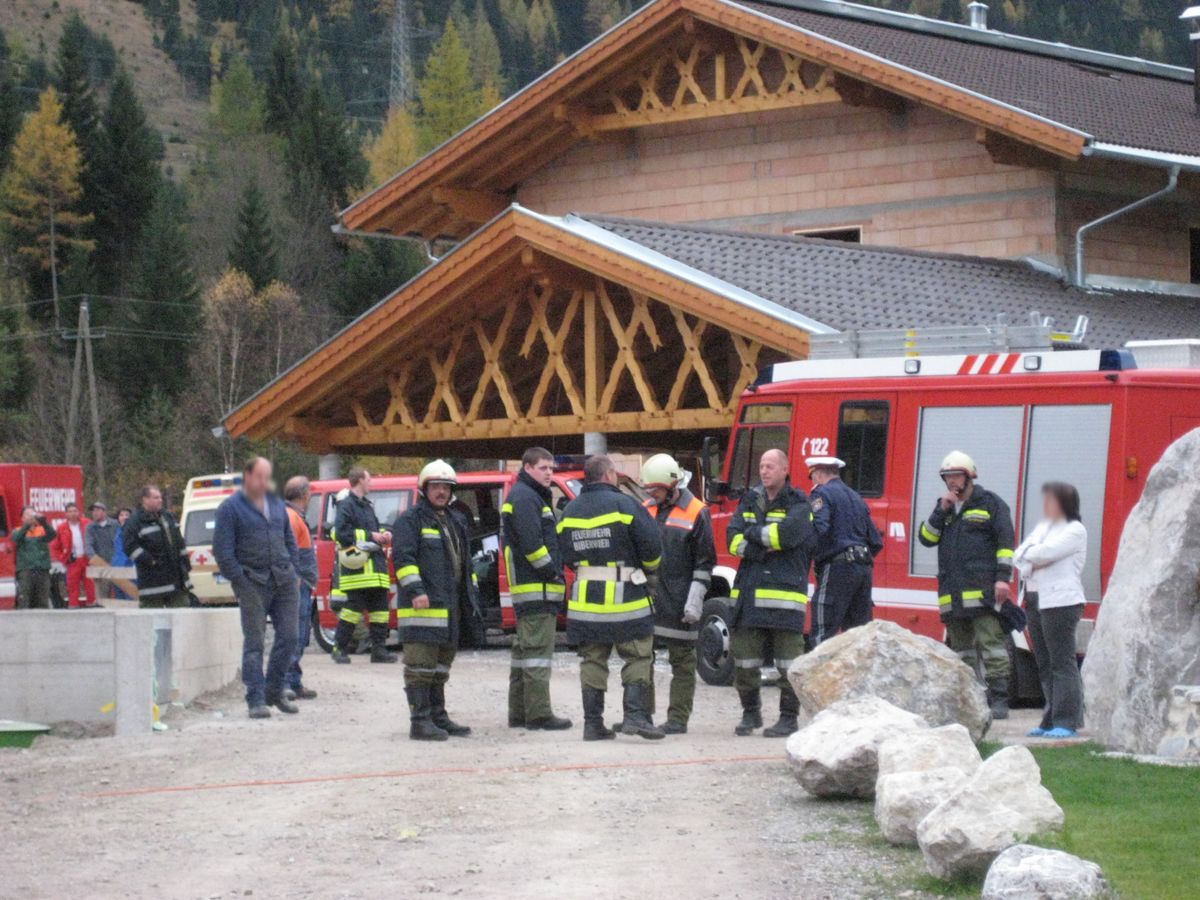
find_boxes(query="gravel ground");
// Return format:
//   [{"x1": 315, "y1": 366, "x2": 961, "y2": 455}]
[{"x1": 2, "y1": 648, "x2": 940, "y2": 899}]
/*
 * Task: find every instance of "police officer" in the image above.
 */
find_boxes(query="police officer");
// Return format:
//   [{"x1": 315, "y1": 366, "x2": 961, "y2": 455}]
[
  {"x1": 501, "y1": 446, "x2": 572, "y2": 731},
  {"x1": 917, "y1": 451, "x2": 1016, "y2": 719},
  {"x1": 558, "y1": 454, "x2": 664, "y2": 741},
  {"x1": 330, "y1": 467, "x2": 396, "y2": 664},
  {"x1": 640, "y1": 453, "x2": 715, "y2": 735},
  {"x1": 728, "y1": 449, "x2": 817, "y2": 737},
  {"x1": 806, "y1": 456, "x2": 883, "y2": 645},
  {"x1": 393, "y1": 460, "x2": 482, "y2": 741}
]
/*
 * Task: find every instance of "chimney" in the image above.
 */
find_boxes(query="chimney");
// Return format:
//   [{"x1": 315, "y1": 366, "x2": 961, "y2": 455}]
[
  {"x1": 967, "y1": 2, "x2": 988, "y2": 30},
  {"x1": 1182, "y1": 6, "x2": 1200, "y2": 106}
]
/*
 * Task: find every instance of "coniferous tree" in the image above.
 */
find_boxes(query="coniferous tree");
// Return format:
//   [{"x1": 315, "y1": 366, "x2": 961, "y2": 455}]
[
  {"x1": 54, "y1": 14, "x2": 103, "y2": 215},
  {"x1": 335, "y1": 238, "x2": 425, "y2": 320},
  {"x1": 210, "y1": 55, "x2": 266, "y2": 137},
  {"x1": 285, "y1": 83, "x2": 366, "y2": 208},
  {"x1": 417, "y1": 19, "x2": 484, "y2": 151},
  {"x1": 264, "y1": 31, "x2": 305, "y2": 137},
  {"x1": 228, "y1": 180, "x2": 279, "y2": 291},
  {"x1": 0, "y1": 31, "x2": 21, "y2": 171},
  {"x1": 468, "y1": 0, "x2": 505, "y2": 94}
]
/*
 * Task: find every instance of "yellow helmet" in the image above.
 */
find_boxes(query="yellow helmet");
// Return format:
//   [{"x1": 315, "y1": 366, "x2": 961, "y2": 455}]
[
  {"x1": 338, "y1": 545, "x2": 369, "y2": 570},
  {"x1": 939, "y1": 451, "x2": 977, "y2": 479},
  {"x1": 419, "y1": 459, "x2": 457, "y2": 491},
  {"x1": 641, "y1": 453, "x2": 682, "y2": 490}
]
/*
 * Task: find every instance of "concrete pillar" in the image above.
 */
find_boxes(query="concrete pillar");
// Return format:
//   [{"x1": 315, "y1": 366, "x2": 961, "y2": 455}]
[
  {"x1": 318, "y1": 453, "x2": 340, "y2": 480},
  {"x1": 113, "y1": 612, "x2": 155, "y2": 736},
  {"x1": 584, "y1": 432, "x2": 607, "y2": 456}
]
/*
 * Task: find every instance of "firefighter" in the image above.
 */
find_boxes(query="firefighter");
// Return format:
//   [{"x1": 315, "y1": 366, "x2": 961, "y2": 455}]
[
  {"x1": 501, "y1": 446, "x2": 572, "y2": 731},
  {"x1": 728, "y1": 449, "x2": 817, "y2": 737},
  {"x1": 125, "y1": 484, "x2": 192, "y2": 609},
  {"x1": 393, "y1": 460, "x2": 481, "y2": 741},
  {"x1": 330, "y1": 467, "x2": 396, "y2": 664},
  {"x1": 558, "y1": 454, "x2": 664, "y2": 741},
  {"x1": 806, "y1": 456, "x2": 883, "y2": 645},
  {"x1": 640, "y1": 453, "x2": 715, "y2": 735},
  {"x1": 917, "y1": 451, "x2": 1016, "y2": 719}
]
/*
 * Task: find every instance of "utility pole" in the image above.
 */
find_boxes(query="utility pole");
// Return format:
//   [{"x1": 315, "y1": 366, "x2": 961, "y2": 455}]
[
  {"x1": 64, "y1": 301, "x2": 84, "y2": 464},
  {"x1": 389, "y1": 0, "x2": 414, "y2": 111},
  {"x1": 62, "y1": 298, "x2": 106, "y2": 496}
]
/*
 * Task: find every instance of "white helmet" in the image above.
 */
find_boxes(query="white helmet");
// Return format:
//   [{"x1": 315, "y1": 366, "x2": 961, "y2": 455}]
[
  {"x1": 338, "y1": 545, "x2": 369, "y2": 570},
  {"x1": 641, "y1": 453, "x2": 682, "y2": 490},
  {"x1": 805, "y1": 455, "x2": 846, "y2": 471},
  {"x1": 939, "y1": 451, "x2": 977, "y2": 479},
  {"x1": 419, "y1": 459, "x2": 457, "y2": 491}
]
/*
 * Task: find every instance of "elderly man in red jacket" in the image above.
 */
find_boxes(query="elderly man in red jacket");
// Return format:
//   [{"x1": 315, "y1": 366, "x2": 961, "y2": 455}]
[{"x1": 53, "y1": 502, "x2": 96, "y2": 608}]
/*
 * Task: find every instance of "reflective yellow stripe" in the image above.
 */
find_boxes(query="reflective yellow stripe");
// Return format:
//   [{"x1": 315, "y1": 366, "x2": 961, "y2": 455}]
[
  {"x1": 526, "y1": 545, "x2": 549, "y2": 563},
  {"x1": 938, "y1": 594, "x2": 952, "y2": 606},
  {"x1": 367, "y1": 610, "x2": 390, "y2": 623},
  {"x1": 730, "y1": 588, "x2": 740, "y2": 599},
  {"x1": 765, "y1": 523, "x2": 782, "y2": 551},
  {"x1": 567, "y1": 597, "x2": 652, "y2": 615},
  {"x1": 643, "y1": 556, "x2": 661, "y2": 571},
  {"x1": 338, "y1": 608, "x2": 363, "y2": 623},
  {"x1": 741, "y1": 511, "x2": 756, "y2": 520},
  {"x1": 397, "y1": 608, "x2": 449, "y2": 620},
  {"x1": 511, "y1": 583, "x2": 566, "y2": 595},
  {"x1": 501, "y1": 502, "x2": 513, "y2": 514},
  {"x1": 920, "y1": 523, "x2": 941, "y2": 543},
  {"x1": 420, "y1": 528, "x2": 440, "y2": 537},
  {"x1": 729, "y1": 533, "x2": 746, "y2": 554},
  {"x1": 996, "y1": 549, "x2": 1014, "y2": 560},
  {"x1": 962, "y1": 590, "x2": 985, "y2": 600},
  {"x1": 963, "y1": 509, "x2": 991, "y2": 521},
  {"x1": 557, "y1": 511, "x2": 634, "y2": 532},
  {"x1": 766, "y1": 510, "x2": 787, "y2": 519},
  {"x1": 396, "y1": 565, "x2": 419, "y2": 580},
  {"x1": 754, "y1": 588, "x2": 808, "y2": 604}
]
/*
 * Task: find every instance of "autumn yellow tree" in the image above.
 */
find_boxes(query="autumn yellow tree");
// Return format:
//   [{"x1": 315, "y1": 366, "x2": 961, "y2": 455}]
[
  {"x1": 1, "y1": 86, "x2": 94, "y2": 327},
  {"x1": 363, "y1": 105, "x2": 420, "y2": 189}
]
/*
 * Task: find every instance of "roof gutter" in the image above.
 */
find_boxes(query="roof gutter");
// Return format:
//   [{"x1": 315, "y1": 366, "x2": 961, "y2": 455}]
[
  {"x1": 1082, "y1": 142, "x2": 1200, "y2": 174},
  {"x1": 330, "y1": 223, "x2": 442, "y2": 264},
  {"x1": 1074, "y1": 164, "x2": 1181, "y2": 288}
]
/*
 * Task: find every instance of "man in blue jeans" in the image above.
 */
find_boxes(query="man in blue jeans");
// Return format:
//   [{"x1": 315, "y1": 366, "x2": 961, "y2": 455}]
[
  {"x1": 284, "y1": 476, "x2": 319, "y2": 701},
  {"x1": 213, "y1": 457, "x2": 301, "y2": 719}
]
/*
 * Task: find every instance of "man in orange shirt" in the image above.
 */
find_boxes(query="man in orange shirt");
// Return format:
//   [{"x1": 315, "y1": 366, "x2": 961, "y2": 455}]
[{"x1": 284, "y1": 476, "x2": 320, "y2": 700}]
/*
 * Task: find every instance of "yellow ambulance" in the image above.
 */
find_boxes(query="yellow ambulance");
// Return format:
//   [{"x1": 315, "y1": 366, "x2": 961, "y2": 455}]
[{"x1": 180, "y1": 473, "x2": 242, "y2": 605}]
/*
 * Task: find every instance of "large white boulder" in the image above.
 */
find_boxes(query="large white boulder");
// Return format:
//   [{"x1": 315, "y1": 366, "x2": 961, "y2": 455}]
[
  {"x1": 1082, "y1": 428, "x2": 1200, "y2": 753},
  {"x1": 785, "y1": 696, "x2": 927, "y2": 799},
  {"x1": 1155, "y1": 685, "x2": 1200, "y2": 760},
  {"x1": 982, "y1": 844, "x2": 1114, "y2": 899},
  {"x1": 787, "y1": 620, "x2": 992, "y2": 741},
  {"x1": 875, "y1": 766, "x2": 968, "y2": 846},
  {"x1": 917, "y1": 746, "x2": 1064, "y2": 879},
  {"x1": 877, "y1": 723, "x2": 982, "y2": 778}
]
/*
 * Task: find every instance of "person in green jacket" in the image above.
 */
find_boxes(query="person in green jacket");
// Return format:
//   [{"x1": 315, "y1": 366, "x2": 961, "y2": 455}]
[{"x1": 13, "y1": 506, "x2": 54, "y2": 609}]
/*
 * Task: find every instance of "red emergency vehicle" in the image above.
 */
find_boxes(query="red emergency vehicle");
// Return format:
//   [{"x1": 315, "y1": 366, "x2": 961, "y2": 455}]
[
  {"x1": 0, "y1": 464, "x2": 85, "y2": 609},
  {"x1": 306, "y1": 467, "x2": 645, "y2": 652},
  {"x1": 695, "y1": 340, "x2": 1200, "y2": 693}
]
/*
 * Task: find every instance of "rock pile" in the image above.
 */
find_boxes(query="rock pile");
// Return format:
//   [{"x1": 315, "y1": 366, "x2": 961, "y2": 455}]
[{"x1": 982, "y1": 844, "x2": 1114, "y2": 899}]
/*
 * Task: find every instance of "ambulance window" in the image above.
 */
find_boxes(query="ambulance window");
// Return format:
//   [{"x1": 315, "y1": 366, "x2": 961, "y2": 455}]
[
  {"x1": 838, "y1": 402, "x2": 889, "y2": 497},
  {"x1": 728, "y1": 403, "x2": 792, "y2": 492},
  {"x1": 182, "y1": 512, "x2": 216, "y2": 547}
]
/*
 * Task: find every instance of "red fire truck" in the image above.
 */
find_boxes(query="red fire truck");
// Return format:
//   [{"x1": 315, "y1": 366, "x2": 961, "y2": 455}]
[
  {"x1": 306, "y1": 467, "x2": 645, "y2": 652},
  {"x1": 0, "y1": 463, "x2": 85, "y2": 610},
  {"x1": 695, "y1": 338, "x2": 1200, "y2": 693}
]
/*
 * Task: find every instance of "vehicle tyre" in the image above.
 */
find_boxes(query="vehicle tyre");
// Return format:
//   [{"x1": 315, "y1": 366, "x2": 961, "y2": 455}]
[
  {"x1": 697, "y1": 596, "x2": 735, "y2": 687},
  {"x1": 312, "y1": 606, "x2": 337, "y2": 654}
]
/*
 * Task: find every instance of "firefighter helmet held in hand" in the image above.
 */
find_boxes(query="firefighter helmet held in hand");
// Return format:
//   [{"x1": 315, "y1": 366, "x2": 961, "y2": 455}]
[
  {"x1": 641, "y1": 453, "x2": 683, "y2": 490},
  {"x1": 338, "y1": 545, "x2": 369, "y2": 570},
  {"x1": 418, "y1": 459, "x2": 458, "y2": 491},
  {"x1": 939, "y1": 451, "x2": 977, "y2": 480}
]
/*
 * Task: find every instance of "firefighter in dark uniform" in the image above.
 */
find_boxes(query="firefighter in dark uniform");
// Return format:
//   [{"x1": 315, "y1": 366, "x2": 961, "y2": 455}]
[
  {"x1": 393, "y1": 460, "x2": 482, "y2": 741},
  {"x1": 501, "y1": 446, "x2": 572, "y2": 731},
  {"x1": 558, "y1": 454, "x2": 664, "y2": 741},
  {"x1": 917, "y1": 450, "x2": 1016, "y2": 719},
  {"x1": 330, "y1": 467, "x2": 397, "y2": 664},
  {"x1": 640, "y1": 453, "x2": 715, "y2": 735},
  {"x1": 806, "y1": 455, "x2": 884, "y2": 645},
  {"x1": 728, "y1": 448, "x2": 817, "y2": 737}
]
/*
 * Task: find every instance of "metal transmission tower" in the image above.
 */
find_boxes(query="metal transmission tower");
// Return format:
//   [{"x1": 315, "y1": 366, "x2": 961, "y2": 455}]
[{"x1": 389, "y1": 0, "x2": 414, "y2": 110}]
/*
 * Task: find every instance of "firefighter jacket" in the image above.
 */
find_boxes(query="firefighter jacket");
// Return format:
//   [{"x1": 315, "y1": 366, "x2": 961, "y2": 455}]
[
  {"x1": 728, "y1": 481, "x2": 818, "y2": 633},
  {"x1": 644, "y1": 488, "x2": 715, "y2": 642},
  {"x1": 917, "y1": 484, "x2": 1015, "y2": 622},
  {"x1": 333, "y1": 492, "x2": 390, "y2": 591},
  {"x1": 123, "y1": 508, "x2": 191, "y2": 601},
  {"x1": 557, "y1": 482, "x2": 663, "y2": 646},
  {"x1": 13, "y1": 518, "x2": 54, "y2": 572},
  {"x1": 392, "y1": 497, "x2": 481, "y2": 645},
  {"x1": 811, "y1": 476, "x2": 884, "y2": 564},
  {"x1": 501, "y1": 469, "x2": 565, "y2": 619}
]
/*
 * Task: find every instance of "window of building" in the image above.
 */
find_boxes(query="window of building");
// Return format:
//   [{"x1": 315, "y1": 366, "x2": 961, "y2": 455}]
[
  {"x1": 792, "y1": 226, "x2": 862, "y2": 243},
  {"x1": 1190, "y1": 228, "x2": 1200, "y2": 284},
  {"x1": 836, "y1": 401, "x2": 889, "y2": 497}
]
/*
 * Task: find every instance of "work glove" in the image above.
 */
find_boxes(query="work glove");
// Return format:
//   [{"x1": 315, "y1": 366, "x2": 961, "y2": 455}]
[
  {"x1": 759, "y1": 526, "x2": 774, "y2": 548},
  {"x1": 682, "y1": 581, "x2": 706, "y2": 624},
  {"x1": 50, "y1": 560, "x2": 66, "y2": 575}
]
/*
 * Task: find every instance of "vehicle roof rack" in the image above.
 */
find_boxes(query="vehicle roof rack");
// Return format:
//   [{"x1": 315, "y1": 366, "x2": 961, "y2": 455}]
[{"x1": 809, "y1": 314, "x2": 1088, "y2": 359}]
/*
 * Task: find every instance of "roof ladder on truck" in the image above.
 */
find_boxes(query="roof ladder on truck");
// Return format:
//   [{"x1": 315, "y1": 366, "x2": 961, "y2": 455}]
[{"x1": 808, "y1": 313, "x2": 1090, "y2": 360}]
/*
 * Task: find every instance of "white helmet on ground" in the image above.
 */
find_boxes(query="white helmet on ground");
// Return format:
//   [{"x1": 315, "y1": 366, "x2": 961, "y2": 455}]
[
  {"x1": 939, "y1": 451, "x2": 977, "y2": 479},
  {"x1": 641, "y1": 453, "x2": 683, "y2": 490},
  {"x1": 419, "y1": 459, "x2": 457, "y2": 491}
]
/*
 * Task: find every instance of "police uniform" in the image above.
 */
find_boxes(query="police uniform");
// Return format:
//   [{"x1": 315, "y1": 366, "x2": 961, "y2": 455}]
[
  {"x1": 331, "y1": 492, "x2": 393, "y2": 661},
  {"x1": 644, "y1": 488, "x2": 715, "y2": 729},
  {"x1": 501, "y1": 469, "x2": 570, "y2": 729},
  {"x1": 393, "y1": 494, "x2": 482, "y2": 739},
  {"x1": 809, "y1": 471, "x2": 883, "y2": 645},
  {"x1": 727, "y1": 479, "x2": 817, "y2": 736},
  {"x1": 558, "y1": 480, "x2": 663, "y2": 740}
]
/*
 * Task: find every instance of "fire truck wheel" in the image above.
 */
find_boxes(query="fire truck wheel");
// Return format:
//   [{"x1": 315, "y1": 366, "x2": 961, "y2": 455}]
[
  {"x1": 697, "y1": 596, "x2": 735, "y2": 687},
  {"x1": 312, "y1": 607, "x2": 336, "y2": 654}
]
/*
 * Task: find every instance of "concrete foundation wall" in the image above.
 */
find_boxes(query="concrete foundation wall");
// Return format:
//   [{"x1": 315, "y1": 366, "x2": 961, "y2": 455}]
[{"x1": 0, "y1": 608, "x2": 242, "y2": 735}]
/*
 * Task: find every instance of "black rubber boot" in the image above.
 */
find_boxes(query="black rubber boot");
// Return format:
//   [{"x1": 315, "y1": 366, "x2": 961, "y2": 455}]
[
  {"x1": 430, "y1": 683, "x2": 471, "y2": 737},
  {"x1": 406, "y1": 685, "x2": 449, "y2": 741},
  {"x1": 987, "y1": 678, "x2": 1010, "y2": 720},
  {"x1": 369, "y1": 624, "x2": 397, "y2": 663},
  {"x1": 370, "y1": 645, "x2": 398, "y2": 663},
  {"x1": 763, "y1": 686, "x2": 800, "y2": 737},
  {"x1": 735, "y1": 688, "x2": 764, "y2": 736},
  {"x1": 582, "y1": 687, "x2": 615, "y2": 741},
  {"x1": 662, "y1": 720, "x2": 688, "y2": 735},
  {"x1": 620, "y1": 683, "x2": 665, "y2": 740},
  {"x1": 527, "y1": 714, "x2": 573, "y2": 731},
  {"x1": 331, "y1": 620, "x2": 356, "y2": 663}
]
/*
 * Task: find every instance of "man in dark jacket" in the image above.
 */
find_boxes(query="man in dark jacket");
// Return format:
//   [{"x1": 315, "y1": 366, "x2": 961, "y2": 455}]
[
  {"x1": 13, "y1": 506, "x2": 54, "y2": 609},
  {"x1": 213, "y1": 457, "x2": 301, "y2": 719},
  {"x1": 393, "y1": 460, "x2": 482, "y2": 741},
  {"x1": 807, "y1": 456, "x2": 884, "y2": 645},
  {"x1": 917, "y1": 450, "x2": 1016, "y2": 719},
  {"x1": 640, "y1": 453, "x2": 715, "y2": 735},
  {"x1": 501, "y1": 446, "x2": 572, "y2": 731},
  {"x1": 124, "y1": 485, "x2": 191, "y2": 609},
  {"x1": 331, "y1": 467, "x2": 396, "y2": 665},
  {"x1": 284, "y1": 476, "x2": 320, "y2": 700},
  {"x1": 558, "y1": 454, "x2": 664, "y2": 742},
  {"x1": 728, "y1": 448, "x2": 817, "y2": 737}
]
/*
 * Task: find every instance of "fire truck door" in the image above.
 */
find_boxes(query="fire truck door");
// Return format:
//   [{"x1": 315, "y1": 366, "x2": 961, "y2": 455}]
[{"x1": 833, "y1": 398, "x2": 894, "y2": 567}]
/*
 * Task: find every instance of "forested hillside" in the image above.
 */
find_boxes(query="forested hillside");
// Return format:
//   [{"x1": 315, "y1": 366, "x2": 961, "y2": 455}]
[{"x1": 0, "y1": 0, "x2": 1190, "y2": 498}]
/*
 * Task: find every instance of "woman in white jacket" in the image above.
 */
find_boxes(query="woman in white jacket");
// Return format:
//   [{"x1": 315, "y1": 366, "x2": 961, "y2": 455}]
[{"x1": 1014, "y1": 482, "x2": 1087, "y2": 738}]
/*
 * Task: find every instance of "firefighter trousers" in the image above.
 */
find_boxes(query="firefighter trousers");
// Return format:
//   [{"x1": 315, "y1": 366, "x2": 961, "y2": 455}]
[
  {"x1": 945, "y1": 613, "x2": 1009, "y2": 682},
  {"x1": 732, "y1": 627, "x2": 805, "y2": 693},
  {"x1": 578, "y1": 636, "x2": 653, "y2": 692},
  {"x1": 647, "y1": 640, "x2": 697, "y2": 726},
  {"x1": 508, "y1": 611, "x2": 557, "y2": 723},
  {"x1": 811, "y1": 560, "x2": 874, "y2": 646},
  {"x1": 403, "y1": 641, "x2": 457, "y2": 688},
  {"x1": 334, "y1": 587, "x2": 390, "y2": 650}
]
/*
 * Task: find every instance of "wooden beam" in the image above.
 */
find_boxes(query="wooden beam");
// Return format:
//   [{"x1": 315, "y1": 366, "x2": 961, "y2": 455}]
[
  {"x1": 430, "y1": 186, "x2": 509, "y2": 223},
  {"x1": 834, "y1": 75, "x2": 910, "y2": 115}
]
